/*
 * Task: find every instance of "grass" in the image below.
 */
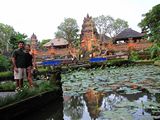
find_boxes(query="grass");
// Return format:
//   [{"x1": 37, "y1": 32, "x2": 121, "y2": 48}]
[
  {"x1": 0, "y1": 80, "x2": 59, "y2": 107},
  {"x1": 0, "y1": 71, "x2": 13, "y2": 78},
  {"x1": 0, "y1": 81, "x2": 16, "y2": 91}
]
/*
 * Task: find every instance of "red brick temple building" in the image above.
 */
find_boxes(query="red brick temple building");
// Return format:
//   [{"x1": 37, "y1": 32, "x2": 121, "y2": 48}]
[
  {"x1": 81, "y1": 14, "x2": 99, "y2": 52},
  {"x1": 29, "y1": 15, "x2": 152, "y2": 60},
  {"x1": 106, "y1": 28, "x2": 152, "y2": 53},
  {"x1": 80, "y1": 14, "x2": 152, "y2": 57},
  {"x1": 30, "y1": 33, "x2": 39, "y2": 55},
  {"x1": 43, "y1": 38, "x2": 70, "y2": 56}
]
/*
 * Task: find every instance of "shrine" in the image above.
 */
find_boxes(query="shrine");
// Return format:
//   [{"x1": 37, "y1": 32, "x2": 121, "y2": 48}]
[
  {"x1": 81, "y1": 14, "x2": 99, "y2": 52},
  {"x1": 30, "y1": 33, "x2": 38, "y2": 51}
]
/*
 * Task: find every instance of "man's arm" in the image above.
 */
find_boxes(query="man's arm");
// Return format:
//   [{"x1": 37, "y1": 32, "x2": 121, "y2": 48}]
[
  {"x1": 11, "y1": 57, "x2": 17, "y2": 68},
  {"x1": 11, "y1": 50, "x2": 18, "y2": 72}
]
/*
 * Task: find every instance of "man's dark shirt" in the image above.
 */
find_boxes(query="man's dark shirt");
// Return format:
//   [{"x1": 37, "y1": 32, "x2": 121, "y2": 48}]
[{"x1": 12, "y1": 48, "x2": 26, "y2": 68}]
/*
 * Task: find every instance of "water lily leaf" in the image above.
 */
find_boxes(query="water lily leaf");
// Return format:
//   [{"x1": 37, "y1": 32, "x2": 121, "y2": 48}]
[
  {"x1": 103, "y1": 108, "x2": 133, "y2": 120},
  {"x1": 115, "y1": 101, "x2": 139, "y2": 108}
]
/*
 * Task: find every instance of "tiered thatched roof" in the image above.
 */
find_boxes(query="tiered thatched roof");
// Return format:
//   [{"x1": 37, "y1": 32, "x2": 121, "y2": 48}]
[
  {"x1": 43, "y1": 38, "x2": 68, "y2": 47},
  {"x1": 115, "y1": 28, "x2": 144, "y2": 41}
]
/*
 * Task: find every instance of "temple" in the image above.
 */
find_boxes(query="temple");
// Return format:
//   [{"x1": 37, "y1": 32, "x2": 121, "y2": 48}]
[
  {"x1": 81, "y1": 14, "x2": 99, "y2": 51},
  {"x1": 80, "y1": 14, "x2": 152, "y2": 57},
  {"x1": 30, "y1": 33, "x2": 38, "y2": 50},
  {"x1": 43, "y1": 38, "x2": 70, "y2": 56},
  {"x1": 29, "y1": 15, "x2": 152, "y2": 59}
]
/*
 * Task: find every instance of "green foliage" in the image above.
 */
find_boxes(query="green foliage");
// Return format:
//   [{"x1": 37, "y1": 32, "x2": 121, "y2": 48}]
[
  {"x1": 10, "y1": 32, "x2": 28, "y2": 49},
  {"x1": 93, "y1": 15, "x2": 128, "y2": 38},
  {"x1": 93, "y1": 15, "x2": 114, "y2": 37},
  {"x1": 0, "y1": 81, "x2": 58, "y2": 107},
  {"x1": 0, "y1": 71, "x2": 13, "y2": 77},
  {"x1": 0, "y1": 22, "x2": 27, "y2": 52},
  {"x1": 138, "y1": 4, "x2": 160, "y2": 42},
  {"x1": 39, "y1": 39, "x2": 51, "y2": 50},
  {"x1": 38, "y1": 67, "x2": 48, "y2": 73},
  {"x1": 0, "y1": 81, "x2": 16, "y2": 91},
  {"x1": 0, "y1": 23, "x2": 16, "y2": 52},
  {"x1": 113, "y1": 18, "x2": 129, "y2": 36},
  {"x1": 106, "y1": 59, "x2": 130, "y2": 66},
  {"x1": 149, "y1": 43, "x2": 160, "y2": 59},
  {"x1": 55, "y1": 18, "x2": 79, "y2": 43},
  {"x1": 129, "y1": 51, "x2": 140, "y2": 61},
  {"x1": 72, "y1": 37, "x2": 81, "y2": 48},
  {"x1": 0, "y1": 55, "x2": 11, "y2": 72}
]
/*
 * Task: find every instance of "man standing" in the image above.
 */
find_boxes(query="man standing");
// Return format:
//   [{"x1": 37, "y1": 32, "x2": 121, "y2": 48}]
[{"x1": 11, "y1": 41, "x2": 26, "y2": 91}]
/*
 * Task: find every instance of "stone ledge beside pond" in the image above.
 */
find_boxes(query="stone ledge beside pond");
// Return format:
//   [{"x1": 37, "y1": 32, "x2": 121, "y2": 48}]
[
  {"x1": 0, "y1": 89, "x2": 63, "y2": 120},
  {"x1": 133, "y1": 60, "x2": 154, "y2": 64},
  {"x1": 154, "y1": 60, "x2": 160, "y2": 66}
]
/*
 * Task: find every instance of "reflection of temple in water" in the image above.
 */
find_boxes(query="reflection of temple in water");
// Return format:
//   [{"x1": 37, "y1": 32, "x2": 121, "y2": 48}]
[{"x1": 83, "y1": 89, "x2": 104, "y2": 120}]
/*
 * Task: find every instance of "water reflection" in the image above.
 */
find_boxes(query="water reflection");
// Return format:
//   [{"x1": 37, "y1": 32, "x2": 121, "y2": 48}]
[
  {"x1": 63, "y1": 91, "x2": 159, "y2": 120},
  {"x1": 83, "y1": 89, "x2": 104, "y2": 120},
  {"x1": 63, "y1": 95, "x2": 84, "y2": 120},
  {"x1": 21, "y1": 91, "x2": 160, "y2": 120},
  {"x1": 102, "y1": 93, "x2": 126, "y2": 111},
  {"x1": 22, "y1": 98, "x2": 64, "y2": 120}
]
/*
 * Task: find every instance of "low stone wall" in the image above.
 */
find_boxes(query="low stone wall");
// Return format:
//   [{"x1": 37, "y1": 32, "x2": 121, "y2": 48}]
[
  {"x1": 0, "y1": 89, "x2": 63, "y2": 120},
  {"x1": 154, "y1": 60, "x2": 160, "y2": 66},
  {"x1": 133, "y1": 60, "x2": 154, "y2": 65}
]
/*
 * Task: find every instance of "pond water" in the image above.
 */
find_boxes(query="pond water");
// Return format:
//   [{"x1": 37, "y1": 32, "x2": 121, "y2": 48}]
[{"x1": 24, "y1": 65, "x2": 160, "y2": 120}]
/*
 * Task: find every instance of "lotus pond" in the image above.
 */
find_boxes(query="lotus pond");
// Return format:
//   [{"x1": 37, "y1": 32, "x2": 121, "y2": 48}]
[{"x1": 62, "y1": 65, "x2": 160, "y2": 120}]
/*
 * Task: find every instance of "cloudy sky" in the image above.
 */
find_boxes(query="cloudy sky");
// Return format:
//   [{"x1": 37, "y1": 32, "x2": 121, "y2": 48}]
[{"x1": 0, "y1": 0, "x2": 159, "y2": 40}]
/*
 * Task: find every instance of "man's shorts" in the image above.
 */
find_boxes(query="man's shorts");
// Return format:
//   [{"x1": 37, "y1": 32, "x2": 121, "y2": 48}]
[{"x1": 14, "y1": 68, "x2": 26, "y2": 80}]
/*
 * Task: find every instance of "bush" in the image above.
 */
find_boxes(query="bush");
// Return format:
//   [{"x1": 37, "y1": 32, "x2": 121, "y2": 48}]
[
  {"x1": 0, "y1": 81, "x2": 59, "y2": 107},
  {"x1": 0, "y1": 71, "x2": 13, "y2": 81},
  {"x1": 129, "y1": 51, "x2": 139, "y2": 61},
  {"x1": 0, "y1": 81, "x2": 16, "y2": 91},
  {"x1": 0, "y1": 55, "x2": 11, "y2": 72},
  {"x1": 0, "y1": 71, "x2": 13, "y2": 77},
  {"x1": 107, "y1": 59, "x2": 131, "y2": 66}
]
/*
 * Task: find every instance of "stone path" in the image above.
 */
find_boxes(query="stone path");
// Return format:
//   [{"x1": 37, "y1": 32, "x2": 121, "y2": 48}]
[{"x1": 0, "y1": 92, "x2": 16, "y2": 98}]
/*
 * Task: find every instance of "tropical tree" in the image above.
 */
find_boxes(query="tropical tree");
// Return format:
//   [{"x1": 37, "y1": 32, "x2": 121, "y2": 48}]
[
  {"x1": 139, "y1": 4, "x2": 160, "y2": 59},
  {"x1": 10, "y1": 32, "x2": 28, "y2": 49},
  {"x1": 112, "y1": 18, "x2": 129, "y2": 37},
  {"x1": 39, "y1": 39, "x2": 51, "y2": 50},
  {"x1": 55, "y1": 18, "x2": 79, "y2": 44},
  {"x1": 93, "y1": 15, "x2": 114, "y2": 38},
  {"x1": 0, "y1": 23, "x2": 15, "y2": 53},
  {"x1": 93, "y1": 15, "x2": 128, "y2": 38},
  {"x1": 0, "y1": 54, "x2": 11, "y2": 71},
  {"x1": 149, "y1": 42, "x2": 160, "y2": 59},
  {"x1": 138, "y1": 4, "x2": 160, "y2": 42}
]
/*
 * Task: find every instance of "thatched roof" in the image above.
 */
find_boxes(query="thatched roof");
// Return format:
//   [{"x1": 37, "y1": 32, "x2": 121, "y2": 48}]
[
  {"x1": 115, "y1": 28, "x2": 144, "y2": 40},
  {"x1": 43, "y1": 38, "x2": 69, "y2": 47}
]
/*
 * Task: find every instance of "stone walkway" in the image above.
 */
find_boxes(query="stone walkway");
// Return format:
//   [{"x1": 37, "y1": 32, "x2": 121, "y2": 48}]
[{"x1": 0, "y1": 92, "x2": 16, "y2": 98}]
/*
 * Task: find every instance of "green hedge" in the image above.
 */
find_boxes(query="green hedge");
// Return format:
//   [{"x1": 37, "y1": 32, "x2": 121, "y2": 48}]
[
  {"x1": 0, "y1": 55, "x2": 11, "y2": 72},
  {"x1": 0, "y1": 81, "x2": 16, "y2": 91},
  {"x1": 106, "y1": 59, "x2": 132, "y2": 67},
  {"x1": 0, "y1": 67, "x2": 49, "y2": 81},
  {"x1": 0, "y1": 71, "x2": 13, "y2": 81},
  {"x1": 0, "y1": 81, "x2": 59, "y2": 107}
]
